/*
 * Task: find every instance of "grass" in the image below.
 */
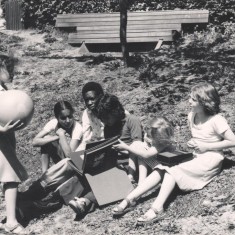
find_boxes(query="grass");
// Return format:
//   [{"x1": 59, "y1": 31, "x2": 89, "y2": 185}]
[{"x1": 0, "y1": 24, "x2": 235, "y2": 234}]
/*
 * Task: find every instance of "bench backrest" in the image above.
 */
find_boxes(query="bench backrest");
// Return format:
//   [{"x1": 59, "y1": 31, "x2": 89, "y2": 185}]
[
  {"x1": 56, "y1": 10, "x2": 209, "y2": 44},
  {"x1": 56, "y1": 10, "x2": 209, "y2": 28}
]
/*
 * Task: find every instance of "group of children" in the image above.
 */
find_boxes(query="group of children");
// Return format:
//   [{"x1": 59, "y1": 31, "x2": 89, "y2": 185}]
[{"x1": 1, "y1": 52, "x2": 235, "y2": 234}]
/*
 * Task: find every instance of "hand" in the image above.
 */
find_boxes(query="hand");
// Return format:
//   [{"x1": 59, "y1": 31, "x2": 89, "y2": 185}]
[
  {"x1": 187, "y1": 139, "x2": 197, "y2": 149},
  {"x1": 193, "y1": 142, "x2": 208, "y2": 153},
  {"x1": 56, "y1": 128, "x2": 66, "y2": 136},
  {"x1": 112, "y1": 139, "x2": 129, "y2": 151},
  {"x1": 188, "y1": 139, "x2": 208, "y2": 153},
  {"x1": 0, "y1": 120, "x2": 23, "y2": 133}
]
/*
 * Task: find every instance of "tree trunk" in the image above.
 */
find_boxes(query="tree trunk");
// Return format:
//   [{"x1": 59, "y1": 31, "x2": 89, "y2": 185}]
[{"x1": 119, "y1": 0, "x2": 129, "y2": 67}]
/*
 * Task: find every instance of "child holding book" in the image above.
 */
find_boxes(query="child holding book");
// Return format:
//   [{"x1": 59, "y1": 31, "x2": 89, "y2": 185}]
[{"x1": 112, "y1": 116, "x2": 175, "y2": 216}]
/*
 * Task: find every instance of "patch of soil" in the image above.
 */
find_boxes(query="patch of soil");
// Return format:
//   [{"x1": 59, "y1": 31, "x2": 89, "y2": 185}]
[{"x1": 0, "y1": 29, "x2": 235, "y2": 235}]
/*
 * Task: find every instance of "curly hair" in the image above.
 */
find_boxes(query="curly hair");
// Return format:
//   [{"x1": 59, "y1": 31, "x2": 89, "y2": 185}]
[
  {"x1": 191, "y1": 82, "x2": 220, "y2": 115},
  {"x1": 82, "y1": 81, "x2": 104, "y2": 99},
  {"x1": 96, "y1": 93, "x2": 125, "y2": 121},
  {"x1": 150, "y1": 117, "x2": 174, "y2": 141}
]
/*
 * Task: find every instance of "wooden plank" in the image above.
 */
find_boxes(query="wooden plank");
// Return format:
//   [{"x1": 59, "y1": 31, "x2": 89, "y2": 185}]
[
  {"x1": 69, "y1": 31, "x2": 172, "y2": 39},
  {"x1": 76, "y1": 24, "x2": 182, "y2": 31},
  {"x1": 56, "y1": 10, "x2": 208, "y2": 19},
  {"x1": 76, "y1": 27, "x2": 181, "y2": 34},
  {"x1": 56, "y1": 14, "x2": 208, "y2": 23},
  {"x1": 68, "y1": 35, "x2": 173, "y2": 44},
  {"x1": 56, "y1": 17, "x2": 208, "y2": 27}
]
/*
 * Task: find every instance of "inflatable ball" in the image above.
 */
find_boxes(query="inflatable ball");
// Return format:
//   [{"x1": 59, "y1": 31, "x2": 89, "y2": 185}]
[{"x1": 0, "y1": 90, "x2": 34, "y2": 130}]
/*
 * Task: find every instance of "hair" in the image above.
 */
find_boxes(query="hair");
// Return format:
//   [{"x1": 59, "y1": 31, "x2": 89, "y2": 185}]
[
  {"x1": 0, "y1": 51, "x2": 18, "y2": 75},
  {"x1": 191, "y1": 82, "x2": 220, "y2": 115},
  {"x1": 96, "y1": 93, "x2": 125, "y2": 121},
  {"x1": 149, "y1": 117, "x2": 174, "y2": 141},
  {"x1": 53, "y1": 101, "x2": 74, "y2": 119},
  {"x1": 82, "y1": 81, "x2": 104, "y2": 99}
]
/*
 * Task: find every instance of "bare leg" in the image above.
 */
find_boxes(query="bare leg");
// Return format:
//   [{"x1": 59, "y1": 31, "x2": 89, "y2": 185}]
[
  {"x1": 138, "y1": 159, "x2": 148, "y2": 184},
  {"x1": 139, "y1": 172, "x2": 176, "y2": 220},
  {"x1": 114, "y1": 169, "x2": 164, "y2": 210},
  {"x1": 4, "y1": 182, "x2": 18, "y2": 226},
  {"x1": 41, "y1": 153, "x2": 50, "y2": 173},
  {"x1": 128, "y1": 154, "x2": 137, "y2": 182}
]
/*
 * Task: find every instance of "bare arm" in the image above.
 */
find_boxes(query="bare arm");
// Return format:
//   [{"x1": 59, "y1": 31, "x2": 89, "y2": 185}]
[
  {"x1": 56, "y1": 128, "x2": 81, "y2": 157},
  {"x1": 113, "y1": 139, "x2": 159, "y2": 158},
  {"x1": 0, "y1": 120, "x2": 23, "y2": 133},
  {"x1": 192, "y1": 129, "x2": 235, "y2": 153},
  {"x1": 55, "y1": 128, "x2": 71, "y2": 158},
  {"x1": 70, "y1": 139, "x2": 81, "y2": 152},
  {"x1": 32, "y1": 129, "x2": 59, "y2": 147}
]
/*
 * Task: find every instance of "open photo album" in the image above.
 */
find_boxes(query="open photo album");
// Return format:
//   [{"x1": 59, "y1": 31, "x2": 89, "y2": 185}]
[{"x1": 69, "y1": 135, "x2": 129, "y2": 175}]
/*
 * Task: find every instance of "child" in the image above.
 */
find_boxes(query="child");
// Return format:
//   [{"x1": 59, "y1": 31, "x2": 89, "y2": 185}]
[
  {"x1": 32, "y1": 101, "x2": 83, "y2": 173},
  {"x1": 0, "y1": 53, "x2": 28, "y2": 234},
  {"x1": 114, "y1": 82, "x2": 235, "y2": 223},
  {"x1": 79, "y1": 81, "x2": 105, "y2": 149},
  {"x1": 67, "y1": 93, "x2": 143, "y2": 215},
  {"x1": 112, "y1": 116, "x2": 175, "y2": 216}
]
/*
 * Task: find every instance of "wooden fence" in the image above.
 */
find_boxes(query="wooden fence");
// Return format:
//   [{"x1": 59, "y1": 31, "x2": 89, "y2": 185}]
[{"x1": 5, "y1": 0, "x2": 23, "y2": 30}]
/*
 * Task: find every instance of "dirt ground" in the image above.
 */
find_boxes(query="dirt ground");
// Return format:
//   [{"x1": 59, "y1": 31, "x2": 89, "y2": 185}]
[{"x1": 0, "y1": 29, "x2": 235, "y2": 235}]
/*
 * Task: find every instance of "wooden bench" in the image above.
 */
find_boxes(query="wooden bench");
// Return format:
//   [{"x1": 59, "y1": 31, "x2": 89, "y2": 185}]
[{"x1": 55, "y1": 10, "x2": 209, "y2": 52}]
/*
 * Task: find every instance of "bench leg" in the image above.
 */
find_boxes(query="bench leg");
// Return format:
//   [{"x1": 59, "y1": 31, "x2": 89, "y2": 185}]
[
  {"x1": 154, "y1": 39, "x2": 163, "y2": 50},
  {"x1": 79, "y1": 42, "x2": 89, "y2": 54}
]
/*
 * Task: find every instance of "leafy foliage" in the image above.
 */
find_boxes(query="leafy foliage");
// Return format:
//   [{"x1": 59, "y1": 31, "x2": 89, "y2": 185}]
[{"x1": 1, "y1": 0, "x2": 235, "y2": 29}]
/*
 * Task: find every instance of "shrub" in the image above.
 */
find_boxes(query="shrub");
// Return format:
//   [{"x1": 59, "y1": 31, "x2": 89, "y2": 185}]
[{"x1": 1, "y1": 0, "x2": 235, "y2": 29}]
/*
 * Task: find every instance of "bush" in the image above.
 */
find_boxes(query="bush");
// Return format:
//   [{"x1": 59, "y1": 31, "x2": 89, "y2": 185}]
[{"x1": 1, "y1": 0, "x2": 235, "y2": 29}]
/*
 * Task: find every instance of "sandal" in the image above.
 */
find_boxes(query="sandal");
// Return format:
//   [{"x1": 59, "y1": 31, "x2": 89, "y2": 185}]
[
  {"x1": 4, "y1": 223, "x2": 28, "y2": 234},
  {"x1": 68, "y1": 197, "x2": 88, "y2": 216},
  {"x1": 112, "y1": 198, "x2": 137, "y2": 217},
  {"x1": 137, "y1": 207, "x2": 165, "y2": 224},
  {"x1": 0, "y1": 222, "x2": 4, "y2": 230}
]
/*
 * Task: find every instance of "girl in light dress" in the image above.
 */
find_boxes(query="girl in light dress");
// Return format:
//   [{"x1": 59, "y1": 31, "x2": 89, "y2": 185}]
[
  {"x1": 112, "y1": 82, "x2": 235, "y2": 224},
  {"x1": 0, "y1": 53, "x2": 29, "y2": 234}
]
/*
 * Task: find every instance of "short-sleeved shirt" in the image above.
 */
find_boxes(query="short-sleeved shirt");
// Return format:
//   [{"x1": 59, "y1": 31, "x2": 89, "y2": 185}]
[
  {"x1": 104, "y1": 114, "x2": 143, "y2": 144},
  {"x1": 43, "y1": 119, "x2": 83, "y2": 141},
  {"x1": 81, "y1": 109, "x2": 104, "y2": 144},
  {"x1": 188, "y1": 112, "x2": 230, "y2": 144}
]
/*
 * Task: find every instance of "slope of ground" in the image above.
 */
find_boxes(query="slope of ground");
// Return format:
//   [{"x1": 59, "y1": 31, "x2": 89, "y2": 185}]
[{"x1": 0, "y1": 29, "x2": 235, "y2": 235}]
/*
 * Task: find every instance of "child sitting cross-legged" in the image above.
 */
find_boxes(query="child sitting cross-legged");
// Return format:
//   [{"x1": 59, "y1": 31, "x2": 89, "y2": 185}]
[{"x1": 112, "y1": 116, "x2": 175, "y2": 216}]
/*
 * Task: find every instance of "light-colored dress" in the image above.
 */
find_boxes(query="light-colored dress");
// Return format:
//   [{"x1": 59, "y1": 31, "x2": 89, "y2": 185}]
[
  {"x1": 0, "y1": 86, "x2": 28, "y2": 182},
  {"x1": 157, "y1": 112, "x2": 230, "y2": 191}
]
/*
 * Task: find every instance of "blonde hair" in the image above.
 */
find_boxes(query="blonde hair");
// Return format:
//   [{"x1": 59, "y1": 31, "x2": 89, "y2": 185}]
[{"x1": 149, "y1": 117, "x2": 174, "y2": 142}]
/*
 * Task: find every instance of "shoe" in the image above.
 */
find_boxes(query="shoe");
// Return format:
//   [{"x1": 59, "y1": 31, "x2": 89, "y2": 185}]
[
  {"x1": 137, "y1": 207, "x2": 165, "y2": 224},
  {"x1": 4, "y1": 223, "x2": 28, "y2": 234},
  {"x1": 33, "y1": 191, "x2": 62, "y2": 210},
  {"x1": 0, "y1": 222, "x2": 4, "y2": 230},
  {"x1": 18, "y1": 180, "x2": 47, "y2": 201},
  {"x1": 69, "y1": 197, "x2": 89, "y2": 216},
  {"x1": 112, "y1": 198, "x2": 137, "y2": 217}
]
